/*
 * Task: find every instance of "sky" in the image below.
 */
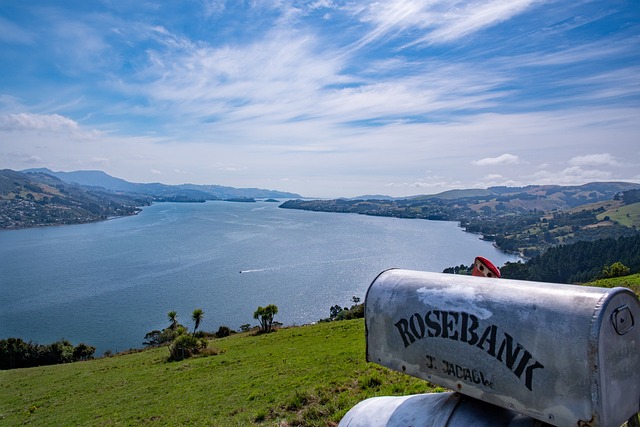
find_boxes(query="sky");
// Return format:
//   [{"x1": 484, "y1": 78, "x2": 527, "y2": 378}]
[{"x1": 0, "y1": 1, "x2": 639, "y2": 198}]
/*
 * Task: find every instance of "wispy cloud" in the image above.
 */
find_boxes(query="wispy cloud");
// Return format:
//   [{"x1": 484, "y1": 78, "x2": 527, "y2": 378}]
[
  {"x1": 411, "y1": 0, "x2": 540, "y2": 46},
  {"x1": 0, "y1": 113, "x2": 81, "y2": 133},
  {"x1": 350, "y1": 0, "x2": 540, "y2": 51},
  {"x1": 474, "y1": 154, "x2": 520, "y2": 166},
  {"x1": 569, "y1": 153, "x2": 619, "y2": 167},
  {"x1": 527, "y1": 166, "x2": 615, "y2": 185}
]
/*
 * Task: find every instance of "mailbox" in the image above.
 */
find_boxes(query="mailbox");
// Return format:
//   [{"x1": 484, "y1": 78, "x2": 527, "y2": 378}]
[
  {"x1": 365, "y1": 269, "x2": 640, "y2": 427},
  {"x1": 339, "y1": 391, "x2": 554, "y2": 427}
]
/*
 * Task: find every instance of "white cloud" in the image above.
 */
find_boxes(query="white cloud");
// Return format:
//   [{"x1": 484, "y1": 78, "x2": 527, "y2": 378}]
[
  {"x1": 385, "y1": 176, "x2": 465, "y2": 193},
  {"x1": 121, "y1": 26, "x2": 513, "y2": 145},
  {"x1": 473, "y1": 153, "x2": 520, "y2": 166},
  {"x1": 419, "y1": 0, "x2": 539, "y2": 45},
  {"x1": 569, "y1": 153, "x2": 618, "y2": 167},
  {"x1": 0, "y1": 113, "x2": 80, "y2": 132},
  {"x1": 203, "y1": 0, "x2": 226, "y2": 17},
  {"x1": 352, "y1": 0, "x2": 540, "y2": 50},
  {"x1": 526, "y1": 166, "x2": 615, "y2": 186}
]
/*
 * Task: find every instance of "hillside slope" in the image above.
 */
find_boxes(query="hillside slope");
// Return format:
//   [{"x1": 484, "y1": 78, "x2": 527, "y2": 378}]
[
  {"x1": 0, "y1": 320, "x2": 436, "y2": 426},
  {"x1": 2, "y1": 287, "x2": 639, "y2": 425},
  {"x1": 0, "y1": 169, "x2": 150, "y2": 229}
]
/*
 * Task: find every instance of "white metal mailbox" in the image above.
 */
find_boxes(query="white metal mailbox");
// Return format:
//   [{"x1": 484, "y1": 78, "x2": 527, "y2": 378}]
[{"x1": 365, "y1": 269, "x2": 640, "y2": 427}]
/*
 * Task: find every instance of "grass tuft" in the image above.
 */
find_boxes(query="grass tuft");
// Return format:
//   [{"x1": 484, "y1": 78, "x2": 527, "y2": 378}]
[{"x1": 358, "y1": 373, "x2": 383, "y2": 390}]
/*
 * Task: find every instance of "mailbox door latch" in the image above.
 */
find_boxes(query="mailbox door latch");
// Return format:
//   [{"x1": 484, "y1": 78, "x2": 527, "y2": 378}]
[{"x1": 612, "y1": 305, "x2": 635, "y2": 335}]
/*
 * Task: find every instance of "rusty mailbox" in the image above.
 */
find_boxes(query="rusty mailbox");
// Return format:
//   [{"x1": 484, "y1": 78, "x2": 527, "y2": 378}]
[{"x1": 365, "y1": 269, "x2": 640, "y2": 427}]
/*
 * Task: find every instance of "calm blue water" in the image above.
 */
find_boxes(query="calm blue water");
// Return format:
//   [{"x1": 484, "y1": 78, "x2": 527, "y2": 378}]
[{"x1": 0, "y1": 201, "x2": 519, "y2": 354}]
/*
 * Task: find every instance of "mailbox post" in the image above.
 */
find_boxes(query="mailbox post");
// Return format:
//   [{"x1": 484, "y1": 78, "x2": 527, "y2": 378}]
[{"x1": 340, "y1": 269, "x2": 640, "y2": 427}]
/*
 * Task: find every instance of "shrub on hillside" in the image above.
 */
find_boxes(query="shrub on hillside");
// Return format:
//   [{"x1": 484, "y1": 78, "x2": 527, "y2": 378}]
[
  {"x1": 215, "y1": 326, "x2": 233, "y2": 338},
  {"x1": 143, "y1": 326, "x2": 186, "y2": 347},
  {"x1": 322, "y1": 299, "x2": 364, "y2": 322},
  {"x1": 600, "y1": 261, "x2": 631, "y2": 279},
  {"x1": 168, "y1": 334, "x2": 207, "y2": 361}
]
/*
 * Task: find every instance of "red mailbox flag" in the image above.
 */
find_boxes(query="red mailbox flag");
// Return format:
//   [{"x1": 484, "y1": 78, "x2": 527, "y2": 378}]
[{"x1": 472, "y1": 256, "x2": 501, "y2": 278}]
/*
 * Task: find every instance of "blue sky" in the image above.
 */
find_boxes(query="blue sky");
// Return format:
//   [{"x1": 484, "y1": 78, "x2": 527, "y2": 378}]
[{"x1": 1, "y1": 0, "x2": 638, "y2": 197}]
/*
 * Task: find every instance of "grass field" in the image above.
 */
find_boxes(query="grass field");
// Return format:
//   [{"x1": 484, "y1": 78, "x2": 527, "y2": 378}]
[
  {"x1": 0, "y1": 319, "x2": 439, "y2": 426},
  {"x1": 2, "y1": 276, "x2": 639, "y2": 426},
  {"x1": 597, "y1": 201, "x2": 640, "y2": 228},
  {"x1": 585, "y1": 273, "x2": 640, "y2": 295}
]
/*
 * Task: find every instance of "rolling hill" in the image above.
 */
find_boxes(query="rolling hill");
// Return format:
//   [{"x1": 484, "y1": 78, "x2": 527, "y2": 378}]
[
  {"x1": 22, "y1": 168, "x2": 302, "y2": 200},
  {"x1": 0, "y1": 169, "x2": 151, "y2": 229}
]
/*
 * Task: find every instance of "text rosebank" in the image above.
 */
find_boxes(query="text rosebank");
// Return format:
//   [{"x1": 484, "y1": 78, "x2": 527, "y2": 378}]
[{"x1": 394, "y1": 310, "x2": 544, "y2": 391}]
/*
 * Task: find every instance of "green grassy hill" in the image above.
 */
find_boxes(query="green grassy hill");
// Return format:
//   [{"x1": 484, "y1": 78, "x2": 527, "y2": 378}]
[
  {"x1": 3, "y1": 277, "x2": 638, "y2": 426},
  {"x1": 583, "y1": 273, "x2": 640, "y2": 295},
  {"x1": 0, "y1": 319, "x2": 437, "y2": 426},
  {"x1": 597, "y1": 202, "x2": 640, "y2": 228}
]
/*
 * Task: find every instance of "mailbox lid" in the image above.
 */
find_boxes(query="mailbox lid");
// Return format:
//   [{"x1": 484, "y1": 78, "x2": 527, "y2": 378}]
[{"x1": 365, "y1": 269, "x2": 640, "y2": 427}]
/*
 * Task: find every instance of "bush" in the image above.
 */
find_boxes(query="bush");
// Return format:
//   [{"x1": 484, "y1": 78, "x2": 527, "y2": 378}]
[
  {"x1": 168, "y1": 334, "x2": 207, "y2": 361},
  {"x1": 72, "y1": 343, "x2": 96, "y2": 361},
  {"x1": 144, "y1": 326, "x2": 186, "y2": 347},
  {"x1": 335, "y1": 303, "x2": 364, "y2": 321},
  {"x1": 215, "y1": 326, "x2": 232, "y2": 338},
  {"x1": 601, "y1": 262, "x2": 631, "y2": 279}
]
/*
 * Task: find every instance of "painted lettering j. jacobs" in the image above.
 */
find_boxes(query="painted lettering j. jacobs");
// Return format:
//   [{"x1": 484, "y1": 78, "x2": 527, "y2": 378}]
[
  {"x1": 394, "y1": 310, "x2": 544, "y2": 391},
  {"x1": 426, "y1": 354, "x2": 494, "y2": 388}
]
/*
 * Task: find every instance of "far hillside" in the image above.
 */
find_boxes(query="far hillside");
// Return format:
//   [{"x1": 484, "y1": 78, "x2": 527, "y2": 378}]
[
  {"x1": 0, "y1": 168, "x2": 302, "y2": 229},
  {"x1": 0, "y1": 169, "x2": 151, "y2": 229},
  {"x1": 22, "y1": 168, "x2": 302, "y2": 200},
  {"x1": 281, "y1": 182, "x2": 640, "y2": 257}
]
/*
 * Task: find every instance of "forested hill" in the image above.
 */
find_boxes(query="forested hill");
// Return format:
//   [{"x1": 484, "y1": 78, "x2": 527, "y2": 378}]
[
  {"x1": 280, "y1": 183, "x2": 640, "y2": 257},
  {"x1": 0, "y1": 169, "x2": 151, "y2": 229},
  {"x1": 500, "y1": 234, "x2": 640, "y2": 284}
]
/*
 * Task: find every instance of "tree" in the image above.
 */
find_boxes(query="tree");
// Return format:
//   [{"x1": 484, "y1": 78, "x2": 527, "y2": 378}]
[
  {"x1": 143, "y1": 330, "x2": 164, "y2": 347},
  {"x1": 0, "y1": 338, "x2": 31, "y2": 370},
  {"x1": 46, "y1": 339, "x2": 74, "y2": 365},
  {"x1": 72, "y1": 343, "x2": 96, "y2": 361},
  {"x1": 167, "y1": 311, "x2": 178, "y2": 329},
  {"x1": 191, "y1": 309, "x2": 204, "y2": 335},
  {"x1": 329, "y1": 304, "x2": 343, "y2": 320},
  {"x1": 253, "y1": 304, "x2": 278, "y2": 333},
  {"x1": 601, "y1": 262, "x2": 631, "y2": 279},
  {"x1": 215, "y1": 326, "x2": 232, "y2": 338}
]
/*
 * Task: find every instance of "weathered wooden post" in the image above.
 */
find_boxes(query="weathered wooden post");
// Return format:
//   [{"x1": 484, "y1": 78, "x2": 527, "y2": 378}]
[{"x1": 340, "y1": 269, "x2": 640, "y2": 427}]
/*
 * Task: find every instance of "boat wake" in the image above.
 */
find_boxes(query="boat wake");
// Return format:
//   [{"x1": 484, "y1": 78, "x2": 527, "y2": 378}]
[{"x1": 239, "y1": 255, "x2": 376, "y2": 274}]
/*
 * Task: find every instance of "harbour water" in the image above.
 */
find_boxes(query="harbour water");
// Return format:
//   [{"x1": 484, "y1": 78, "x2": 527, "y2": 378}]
[{"x1": 0, "y1": 201, "x2": 519, "y2": 354}]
